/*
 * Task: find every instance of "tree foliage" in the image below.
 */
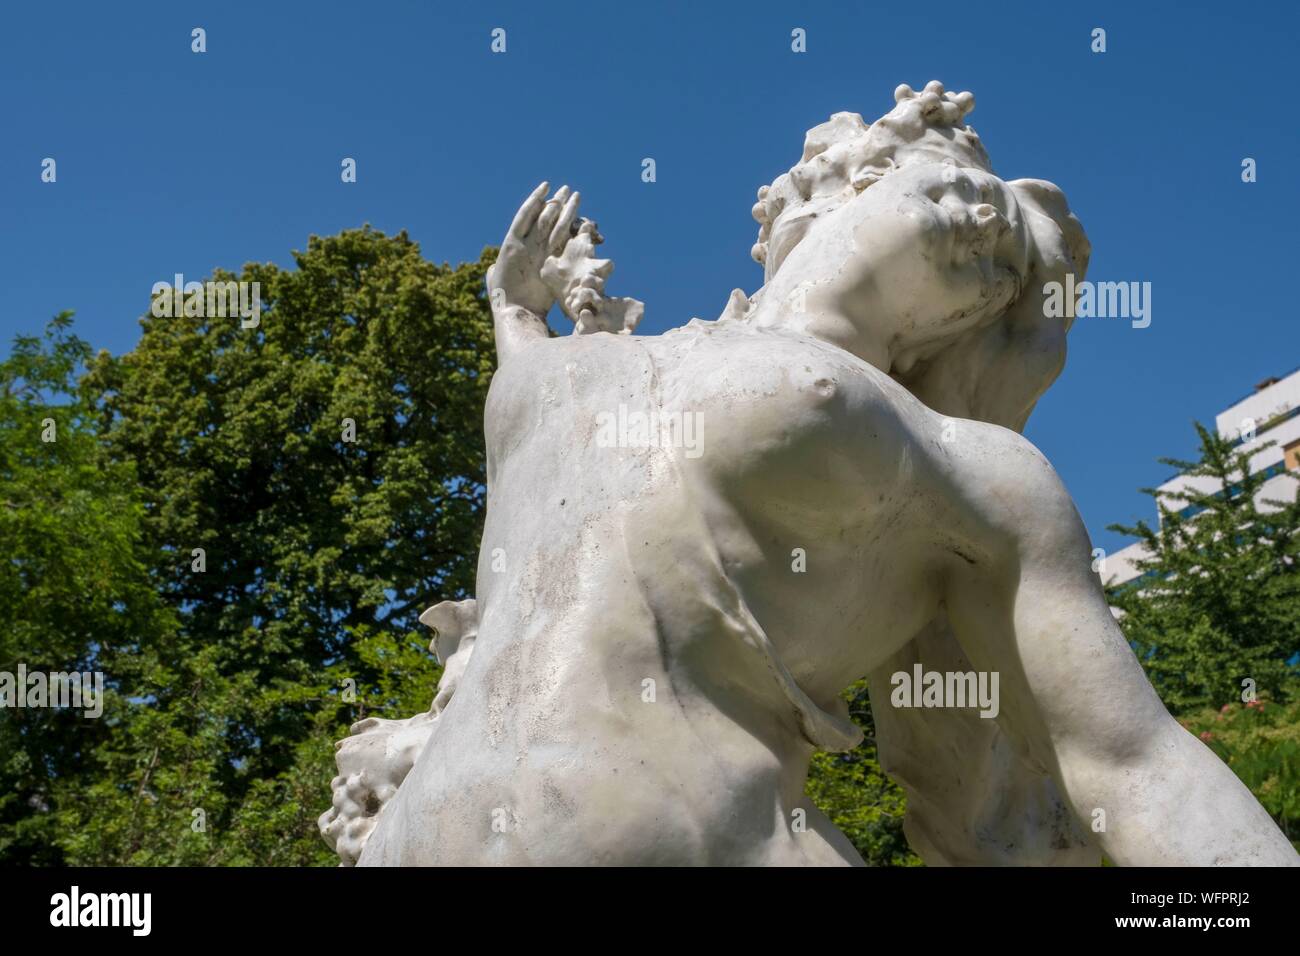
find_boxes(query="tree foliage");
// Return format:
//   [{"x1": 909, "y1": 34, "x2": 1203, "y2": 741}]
[
  {"x1": 2, "y1": 230, "x2": 496, "y2": 865},
  {"x1": 1108, "y1": 423, "x2": 1300, "y2": 714},
  {"x1": 0, "y1": 314, "x2": 177, "y2": 863}
]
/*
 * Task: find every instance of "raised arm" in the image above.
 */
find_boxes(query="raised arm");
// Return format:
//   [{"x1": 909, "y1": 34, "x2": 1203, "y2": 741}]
[
  {"x1": 485, "y1": 181, "x2": 571, "y2": 363},
  {"x1": 486, "y1": 182, "x2": 643, "y2": 364}
]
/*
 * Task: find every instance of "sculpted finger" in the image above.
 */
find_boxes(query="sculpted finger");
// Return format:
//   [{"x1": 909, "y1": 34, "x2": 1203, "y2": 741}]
[
  {"x1": 537, "y1": 186, "x2": 570, "y2": 239},
  {"x1": 550, "y1": 191, "x2": 582, "y2": 255},
  {"x1": 509, "y1": 181, "x2": 550, "y2": 238}
]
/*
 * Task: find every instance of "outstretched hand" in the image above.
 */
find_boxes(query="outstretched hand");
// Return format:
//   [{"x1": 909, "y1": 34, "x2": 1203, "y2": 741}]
[{"x1": 487, "y1": 181, "x2": 582, "y2": 317}]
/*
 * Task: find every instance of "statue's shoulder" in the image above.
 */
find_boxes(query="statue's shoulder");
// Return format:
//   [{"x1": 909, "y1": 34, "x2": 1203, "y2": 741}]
[{"x1": 658, "y1": 319, "x2": 877, "y2": 383}]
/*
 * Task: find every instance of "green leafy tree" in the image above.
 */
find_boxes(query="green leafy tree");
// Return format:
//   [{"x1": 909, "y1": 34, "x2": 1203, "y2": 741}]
[
  {"x1": 1107, "y1": 423, "x2": 1300, "y2": 715},
  {"x1": 49, "y1": 228, "x2": 497, "y2": 865},
  {"x1": 0, "y1": 314, "x2": 177, "y2": 864}
]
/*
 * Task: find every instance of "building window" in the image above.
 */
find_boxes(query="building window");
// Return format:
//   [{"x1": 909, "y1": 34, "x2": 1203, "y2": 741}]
[{"x1": 1285, "y1": 438, "x2": 1300, "y2": 472}]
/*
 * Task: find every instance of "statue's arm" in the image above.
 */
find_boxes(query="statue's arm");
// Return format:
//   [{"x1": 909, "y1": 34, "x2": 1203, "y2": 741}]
[
  {"x1": 485, "y1": 181, "x2": 572, "y2": 364},
  {"x1": 486, "y1": 183, "x2": 644, "y2": 363},
  {"x1": 936, "y1": 421, "x2": 1299, "y2": 865}
]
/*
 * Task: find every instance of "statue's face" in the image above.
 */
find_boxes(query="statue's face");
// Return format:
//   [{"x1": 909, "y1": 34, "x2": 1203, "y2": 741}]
[{"x1": 792, "y1": 163, "x2": 1033, "y2": 363}]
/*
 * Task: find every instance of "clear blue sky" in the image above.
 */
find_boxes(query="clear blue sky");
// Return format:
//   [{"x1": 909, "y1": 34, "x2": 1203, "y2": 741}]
[{"x1": 2, "y1": 0, "x2": 1297, "y2": 553}]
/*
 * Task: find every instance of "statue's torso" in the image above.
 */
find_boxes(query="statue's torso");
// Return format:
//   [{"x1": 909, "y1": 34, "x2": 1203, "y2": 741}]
[
  {"x1": 362, "y1": 319, "x2": 949, "y2": 865},
  {"x1": 481, "y1": 318, "x2": 945, "y2": 690}
]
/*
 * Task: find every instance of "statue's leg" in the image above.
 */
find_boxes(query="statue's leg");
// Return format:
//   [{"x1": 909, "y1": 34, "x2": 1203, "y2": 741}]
[
  {"x1": 931, "y1": 421, "x2": 1297, "y2": 866},
  {"x1": 866, "y1": 614, "x2": 1098, "y2": 866}
]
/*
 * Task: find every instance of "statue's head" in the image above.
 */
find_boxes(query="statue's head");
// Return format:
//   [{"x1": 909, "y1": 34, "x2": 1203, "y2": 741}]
[{"x1": 751, "y1": 82, "x2": 1090, "y2": 430}]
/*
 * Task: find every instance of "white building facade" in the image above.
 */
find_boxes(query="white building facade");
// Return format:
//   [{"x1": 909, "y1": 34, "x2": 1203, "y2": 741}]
[{"x1": 1102, "y1": 368, "x2": 1300, "y2": 589}]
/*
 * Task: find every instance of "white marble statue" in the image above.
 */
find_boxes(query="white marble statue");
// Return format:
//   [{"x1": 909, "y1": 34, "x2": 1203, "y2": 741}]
[
  {"x1": 323, "y1": 81, "x2": 1299, "y2": 866},
  {"x1": 318, "y1": 599, "x2": 476, "y2": 865}
]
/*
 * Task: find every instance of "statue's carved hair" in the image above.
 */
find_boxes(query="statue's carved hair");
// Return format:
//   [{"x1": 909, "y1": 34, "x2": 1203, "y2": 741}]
[
  {"x1": 752, "y1": 81, "x2": 990, "y2": 280},
  {"x1": 749, "y1": 82, "x2": 1090, "y2": 427},
  {"x1": 750, "y1": 82, "x2": 1087, "y2": 294}
]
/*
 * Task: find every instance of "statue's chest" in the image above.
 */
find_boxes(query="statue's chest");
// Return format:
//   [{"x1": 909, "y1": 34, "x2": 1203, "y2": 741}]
[
  {"x1": 484, "y1": 335, "x2": 660, "y2": 459},
  {"x1": 662, "y1": 333, "x2": 888, "y2": 493}
]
